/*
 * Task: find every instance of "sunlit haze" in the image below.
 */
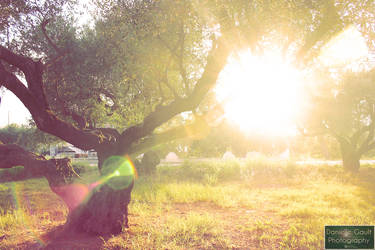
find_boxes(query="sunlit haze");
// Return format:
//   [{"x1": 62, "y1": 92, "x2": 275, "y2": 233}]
[
  {"x1": 215, "y1": 26, "x2": 370, "y2": 137},
  {"x1": 318, "y1": 25, "x2": 369, "y2": 69}
]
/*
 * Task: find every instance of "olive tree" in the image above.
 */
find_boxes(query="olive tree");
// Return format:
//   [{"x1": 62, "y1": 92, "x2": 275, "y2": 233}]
[{"x1": 0, "y1": 0, "x2": 355, "y2": 235}]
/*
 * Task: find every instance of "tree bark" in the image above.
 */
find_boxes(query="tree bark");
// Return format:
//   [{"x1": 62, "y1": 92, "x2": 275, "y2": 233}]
[
  {"x1": 63, "y1": 151, "x2": 134, "y2": 235},
  {"x1": 64, "y1": 180, "x2": 133, "y2": 235},
  {"x1": 0, "y1": 144, "x2": 82, "y2": 208}
]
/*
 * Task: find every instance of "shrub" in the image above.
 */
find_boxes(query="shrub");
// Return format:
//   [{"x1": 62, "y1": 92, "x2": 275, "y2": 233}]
[
  {"x1": 72, "y1": 161, "x2": 93, "y2": 175},
  {"x1": 173, "y1": 159, "x2": 241, "y2": 184},
  {"x1": 138, "y1": 151, "x2": 160, "y2": 176}
]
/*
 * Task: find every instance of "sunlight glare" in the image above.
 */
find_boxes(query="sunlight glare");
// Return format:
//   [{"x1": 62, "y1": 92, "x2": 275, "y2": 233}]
[
  {"x1": 215, "y1": 49, "x2": 304, "y2": 136},
  {"x1": 318, "y1": 25, "x2": 369, "y2": 70}
]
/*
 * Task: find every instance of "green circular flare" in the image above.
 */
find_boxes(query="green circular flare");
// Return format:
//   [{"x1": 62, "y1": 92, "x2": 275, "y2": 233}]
[{"x1": 101, "y1": 156, "x2": 135, "y2": 190}]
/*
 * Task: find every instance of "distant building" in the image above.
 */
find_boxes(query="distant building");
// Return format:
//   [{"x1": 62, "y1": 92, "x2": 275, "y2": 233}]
[{"x1": 50, "y1": 144, "x2": 96, "y2": 158}]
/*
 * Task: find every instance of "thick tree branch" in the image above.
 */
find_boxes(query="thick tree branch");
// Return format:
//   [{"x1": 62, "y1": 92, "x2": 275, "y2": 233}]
[
  {"x1": 0, "y1": 57, "x2": 115, "y2": 150},
  {"x1": 0, "y1": 144, "x2": 80, "y2": 186},
  {"x1": 0, "y1": 45, "x2": 48, "y2": 108},
  {"x1": 0, "y1": 144, "x2": 46, "y2": 170},
  {"x1": 0, "y1": 143, "x2": 85, "y2": 211},
  {"x1": 128, "y1": 115, "x2": 209, "y2": 156},
  {"x1": 128, "y1": 104, "x2": 224, "y2": 156},
  {"x1": 0, "y1": 62, "x2": 41, "y2": 115},
  {"x1": 0, "y1": 45, "x2": 34, "y2": 73}
]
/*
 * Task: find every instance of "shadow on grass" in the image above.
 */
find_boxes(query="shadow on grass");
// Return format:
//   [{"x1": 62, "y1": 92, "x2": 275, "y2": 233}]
[{"x1": 18, "y1": 225, "x2": 111, "y2": 250}]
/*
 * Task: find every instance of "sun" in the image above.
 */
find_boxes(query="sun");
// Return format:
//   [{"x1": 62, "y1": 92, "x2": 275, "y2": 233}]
[
  {"x1": 215, "y1": 49, "x2": 305, "y2": 136},
  {"x1": 215, "y1": 26, "x2": 369, "y2": 137}
]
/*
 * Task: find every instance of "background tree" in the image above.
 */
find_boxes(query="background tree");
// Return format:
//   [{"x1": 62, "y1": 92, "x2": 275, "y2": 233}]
[
  {"x1": 301, "y1": 69, "x2": 375, "y2": 172},
  {"x1": 0, "y1": 123, "x2": 60, "y2": 152}
]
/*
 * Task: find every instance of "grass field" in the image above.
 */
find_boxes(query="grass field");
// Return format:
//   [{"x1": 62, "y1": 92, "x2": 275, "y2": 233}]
[{"x1": 0, "y1": 159, "x2": 375, "y2": 249}]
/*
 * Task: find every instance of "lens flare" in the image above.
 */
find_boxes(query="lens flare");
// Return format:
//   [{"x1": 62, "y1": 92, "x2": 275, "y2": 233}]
[{"x1": 92, "y1": 155, "x2": 137, "y2": 191}]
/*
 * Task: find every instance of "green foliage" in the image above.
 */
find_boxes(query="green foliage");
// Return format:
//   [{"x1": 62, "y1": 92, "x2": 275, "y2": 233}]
[
  {"x1": 137, "y1": 151, "x2": 161, "y2": 176},
  {"x1": 36, "y1": 0, "x2": 213, "y2": 129},
  {"x1": 159, "y1": 159, "x2": 241, "y2": 184},
  {"x1": 307, "y1": 70, "x2": 375, "y2": 136},
  {"x1": 0, "y1": 124, "x2": 60, "y2": 153},
  {"x1": 0, "y1": 124, "x2": 27, "y2": 144},
  {"x1": 0, "y1": 0, "x2": 75, "y2": 58}
]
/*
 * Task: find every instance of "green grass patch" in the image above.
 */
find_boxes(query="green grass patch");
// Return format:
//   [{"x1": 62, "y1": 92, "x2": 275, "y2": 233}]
[{"x1": 103, "y1": 212, "x2": 231, "y2": 250}]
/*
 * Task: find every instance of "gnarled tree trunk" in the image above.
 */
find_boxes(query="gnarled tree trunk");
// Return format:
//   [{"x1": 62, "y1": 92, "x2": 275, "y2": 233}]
[
  {"x1": 64, "y1": 179, "x2": 134, "y2": 235},
  {"x1": 64, "y1": 150, "x2": 134, "y2": 235}
]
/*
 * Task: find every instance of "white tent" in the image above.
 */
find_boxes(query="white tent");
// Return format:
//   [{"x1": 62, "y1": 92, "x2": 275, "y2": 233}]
[
  {"x1": 222, "y1": 151, "x2": 235, "y2": 160},
  {"x1": 165, "y1": 152, "x2": 179, "y2": 162}
]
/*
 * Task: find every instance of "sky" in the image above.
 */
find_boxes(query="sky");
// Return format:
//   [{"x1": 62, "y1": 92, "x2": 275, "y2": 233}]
[{"x1": 0, "y1": 90, "x2": 31, "y2": 127}]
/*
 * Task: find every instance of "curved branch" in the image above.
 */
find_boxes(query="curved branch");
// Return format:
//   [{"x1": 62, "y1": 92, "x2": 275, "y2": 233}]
[
  {"x1": 0, "y1": 45, "x2": 34, "y2": 73},
  {"x1": 0, "y1": 59, "x2": 114, "y2": 150},
  {"x1": 0, "y1": 143, "x2": 84, "y2": 211},
  {"x1": 41, "y1": 18, "x2": 62, "y2": 55},
  {"x1": 0, "y1": 45, "x2": 48, "y2": 108},
  {"x1": 0, "y1": 62, "x2": 41, "y2": 115},
  {"x1": 0, "y1": 144, "x2": 80, "y2": 185}
]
